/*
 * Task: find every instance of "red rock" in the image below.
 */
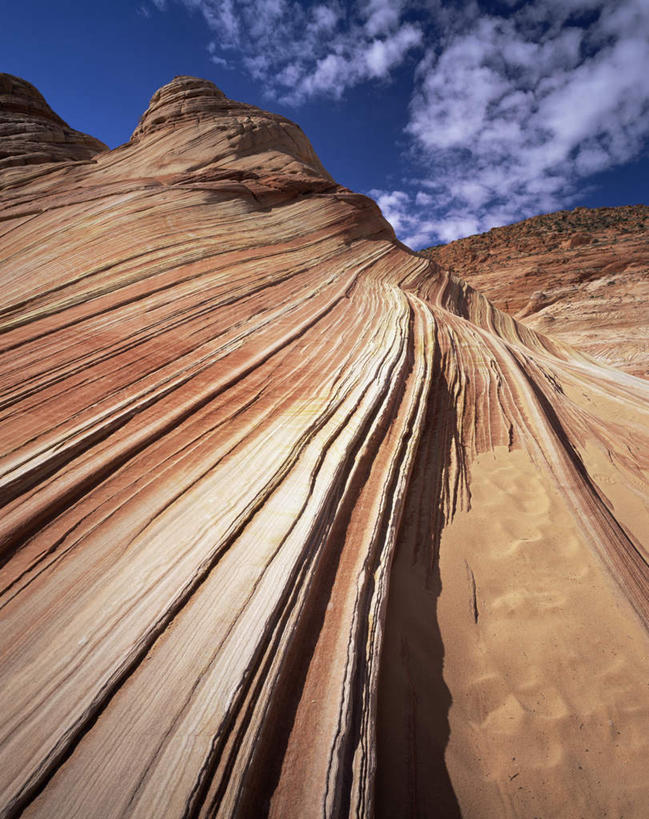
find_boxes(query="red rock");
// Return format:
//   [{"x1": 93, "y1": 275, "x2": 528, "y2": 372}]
[
  {"x1": 568, "y1": 231, "x2": 592, "y2": 248},
  {"x1": 423, "y1": 205, "x2": 649, "y2": 377},
  {"x1": 0, "y1": 73, "x2": 106, "y2": 170},
  {"x1": 1, "y1": 76, "x2": 649, "y2": 819}
]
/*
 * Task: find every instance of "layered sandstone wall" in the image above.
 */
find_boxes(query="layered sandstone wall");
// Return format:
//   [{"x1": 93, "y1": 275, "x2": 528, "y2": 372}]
[
  {"x1": 1, "y1": 76, "x2": 648, "y2": 819},
  {"x1": 0, "y1": 73, "x2": 107, "y2": 170}
]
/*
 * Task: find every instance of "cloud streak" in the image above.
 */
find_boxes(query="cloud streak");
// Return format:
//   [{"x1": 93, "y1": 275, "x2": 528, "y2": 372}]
[{"x1": 174, "y1": 0, "x2": 422, "y2": 103}]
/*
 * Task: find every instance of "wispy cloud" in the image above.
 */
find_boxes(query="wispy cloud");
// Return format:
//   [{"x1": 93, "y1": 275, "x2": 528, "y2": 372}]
[
  {"x1": 151, "y1": 0, "x2": 649, "y2": 247},
  {"x1": 370, "y1": 189, "x2": 482, "y2": 248},
  {"x1": 170, "y1": 0, "x2": 422, "y2": 103}
]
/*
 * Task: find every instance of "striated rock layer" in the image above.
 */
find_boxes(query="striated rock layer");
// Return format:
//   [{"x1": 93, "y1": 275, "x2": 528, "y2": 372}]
[
  {"x1": 0, "y1": 74, "x2": 106, "y2": 170},
  {"x1": 423, "y1": 206, "x2": 649, "y2": 378},
  {"x1": 1, "y1": 76, "x2": 649, "y2": 818}
]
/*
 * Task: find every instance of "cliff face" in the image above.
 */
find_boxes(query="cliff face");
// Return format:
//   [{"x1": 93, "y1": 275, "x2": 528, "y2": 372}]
[
  {"x1": 423, "y1": 206, "x2": 649, "y2": 378},
  {"x1": 1, "y1": 76, "x2": 649, "y2": 819}
]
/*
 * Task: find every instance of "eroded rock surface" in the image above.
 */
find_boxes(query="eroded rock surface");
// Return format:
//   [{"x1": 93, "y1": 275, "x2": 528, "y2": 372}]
[
  {"x1": 1, "y1": 77, "x2": 649, "y2": 819},
  {"x1": 423, "y1": 206, "x2": 649, "y2": 378},
  {"x1": 0, "y1": 73, "x2": 107, "y2": 171}
]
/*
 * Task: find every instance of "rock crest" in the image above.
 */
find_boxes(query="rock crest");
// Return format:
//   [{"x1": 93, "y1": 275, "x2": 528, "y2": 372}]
[{"x1": 0, "y1": 73, "x2": 107, "y2": 169}]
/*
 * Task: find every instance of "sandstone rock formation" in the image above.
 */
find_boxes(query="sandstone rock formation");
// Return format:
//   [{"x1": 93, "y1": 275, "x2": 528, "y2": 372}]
[
  {"x1": 1, "y1": 74, "x2": 648, "y2": 818},
  {"x1": 423, "y1": 206, "x2": 649, "y2": 378},
  {"x1": 0, "y1": 74, "x2": 106, "y2": 170}
]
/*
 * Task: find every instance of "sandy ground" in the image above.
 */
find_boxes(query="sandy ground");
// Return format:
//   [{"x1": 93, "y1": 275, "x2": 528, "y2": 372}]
[{"x1": 439, "y1": 448, "x2": 649, "y2": 818}]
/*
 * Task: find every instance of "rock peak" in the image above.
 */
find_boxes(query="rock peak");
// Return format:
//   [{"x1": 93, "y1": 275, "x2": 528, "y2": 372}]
[
  {"x1": 131, "y1": 75, "x2": 232, "y2": 140},
  {"x1": 171, "y1": 75, "x2": 227, "y2": 94},
  {"x1": 129, "y1": 74, "x2": 334, "y2": 186},
  {"x1": 0, "y1": 73, "x2": 107, "y2": 170}
]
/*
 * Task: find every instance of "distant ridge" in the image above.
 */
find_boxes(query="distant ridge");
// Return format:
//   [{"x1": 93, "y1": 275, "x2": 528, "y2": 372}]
[{"x1": 422, "y1": 204, "x2": 649, "y2": 378}]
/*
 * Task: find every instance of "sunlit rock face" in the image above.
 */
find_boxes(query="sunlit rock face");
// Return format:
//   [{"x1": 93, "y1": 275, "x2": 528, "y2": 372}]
[
  {"x1": 423, "y1": 206, "x2": 649, "y2": 378},
  {"x1": 1, "y1": 76, "x2": 649, "y2": 819}
]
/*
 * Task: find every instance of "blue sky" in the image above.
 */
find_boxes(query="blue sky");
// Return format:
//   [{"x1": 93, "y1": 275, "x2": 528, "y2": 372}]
[{"x1": 2, "y1": 0, "x2": 648, "y2": 248}]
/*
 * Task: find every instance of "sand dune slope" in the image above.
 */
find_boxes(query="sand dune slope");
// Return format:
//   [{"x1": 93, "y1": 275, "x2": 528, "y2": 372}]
[{"x1": 0, "y1": 74, "x2": 648, "y2": 818}]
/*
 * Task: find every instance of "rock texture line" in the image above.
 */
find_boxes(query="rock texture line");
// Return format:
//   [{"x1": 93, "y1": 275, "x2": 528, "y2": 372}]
[{"x1": 1, "y1": 74, "x2": 648, "y2": 819}]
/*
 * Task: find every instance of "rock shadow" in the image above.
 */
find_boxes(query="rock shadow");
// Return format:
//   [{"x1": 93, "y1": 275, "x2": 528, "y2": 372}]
[{"x1": 375, "y1": 337, "x2": 462, "y2": 818}]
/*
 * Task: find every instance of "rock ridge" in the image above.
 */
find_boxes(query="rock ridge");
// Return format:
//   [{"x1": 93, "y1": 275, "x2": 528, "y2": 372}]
[{"x1": 422, "y1": 205, "x2": 649, "y2": 377}]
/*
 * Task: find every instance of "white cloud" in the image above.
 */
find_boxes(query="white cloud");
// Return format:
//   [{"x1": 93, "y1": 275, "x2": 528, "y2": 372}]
[
  {"x1": 370, "y1": 189, "x2": 411, "y2": 234},
  {"x1": 207, "y1": 41, "x2": 230, "y2": 67},
  {"x1": 365, "y1": 24, "x2": 422, "y2": 78},
  {"x1": 404, "y1": 0, "x2": 649, "y2": 245},
  {"x1": 363, "y1": 0, "x2": 406, "y2": 37},
  {"x1": 169, "y1": 1, "x2": 423, "y2": 102},
  {"x1": 371, "y1": 188, "x2": 483, "y2": 247},
  {"x1": 310, "y1": 3, "x2": 340, "y2": 32},
  {"x1": 414, "y1": 191, "x2": 433, "y2": 207}
]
